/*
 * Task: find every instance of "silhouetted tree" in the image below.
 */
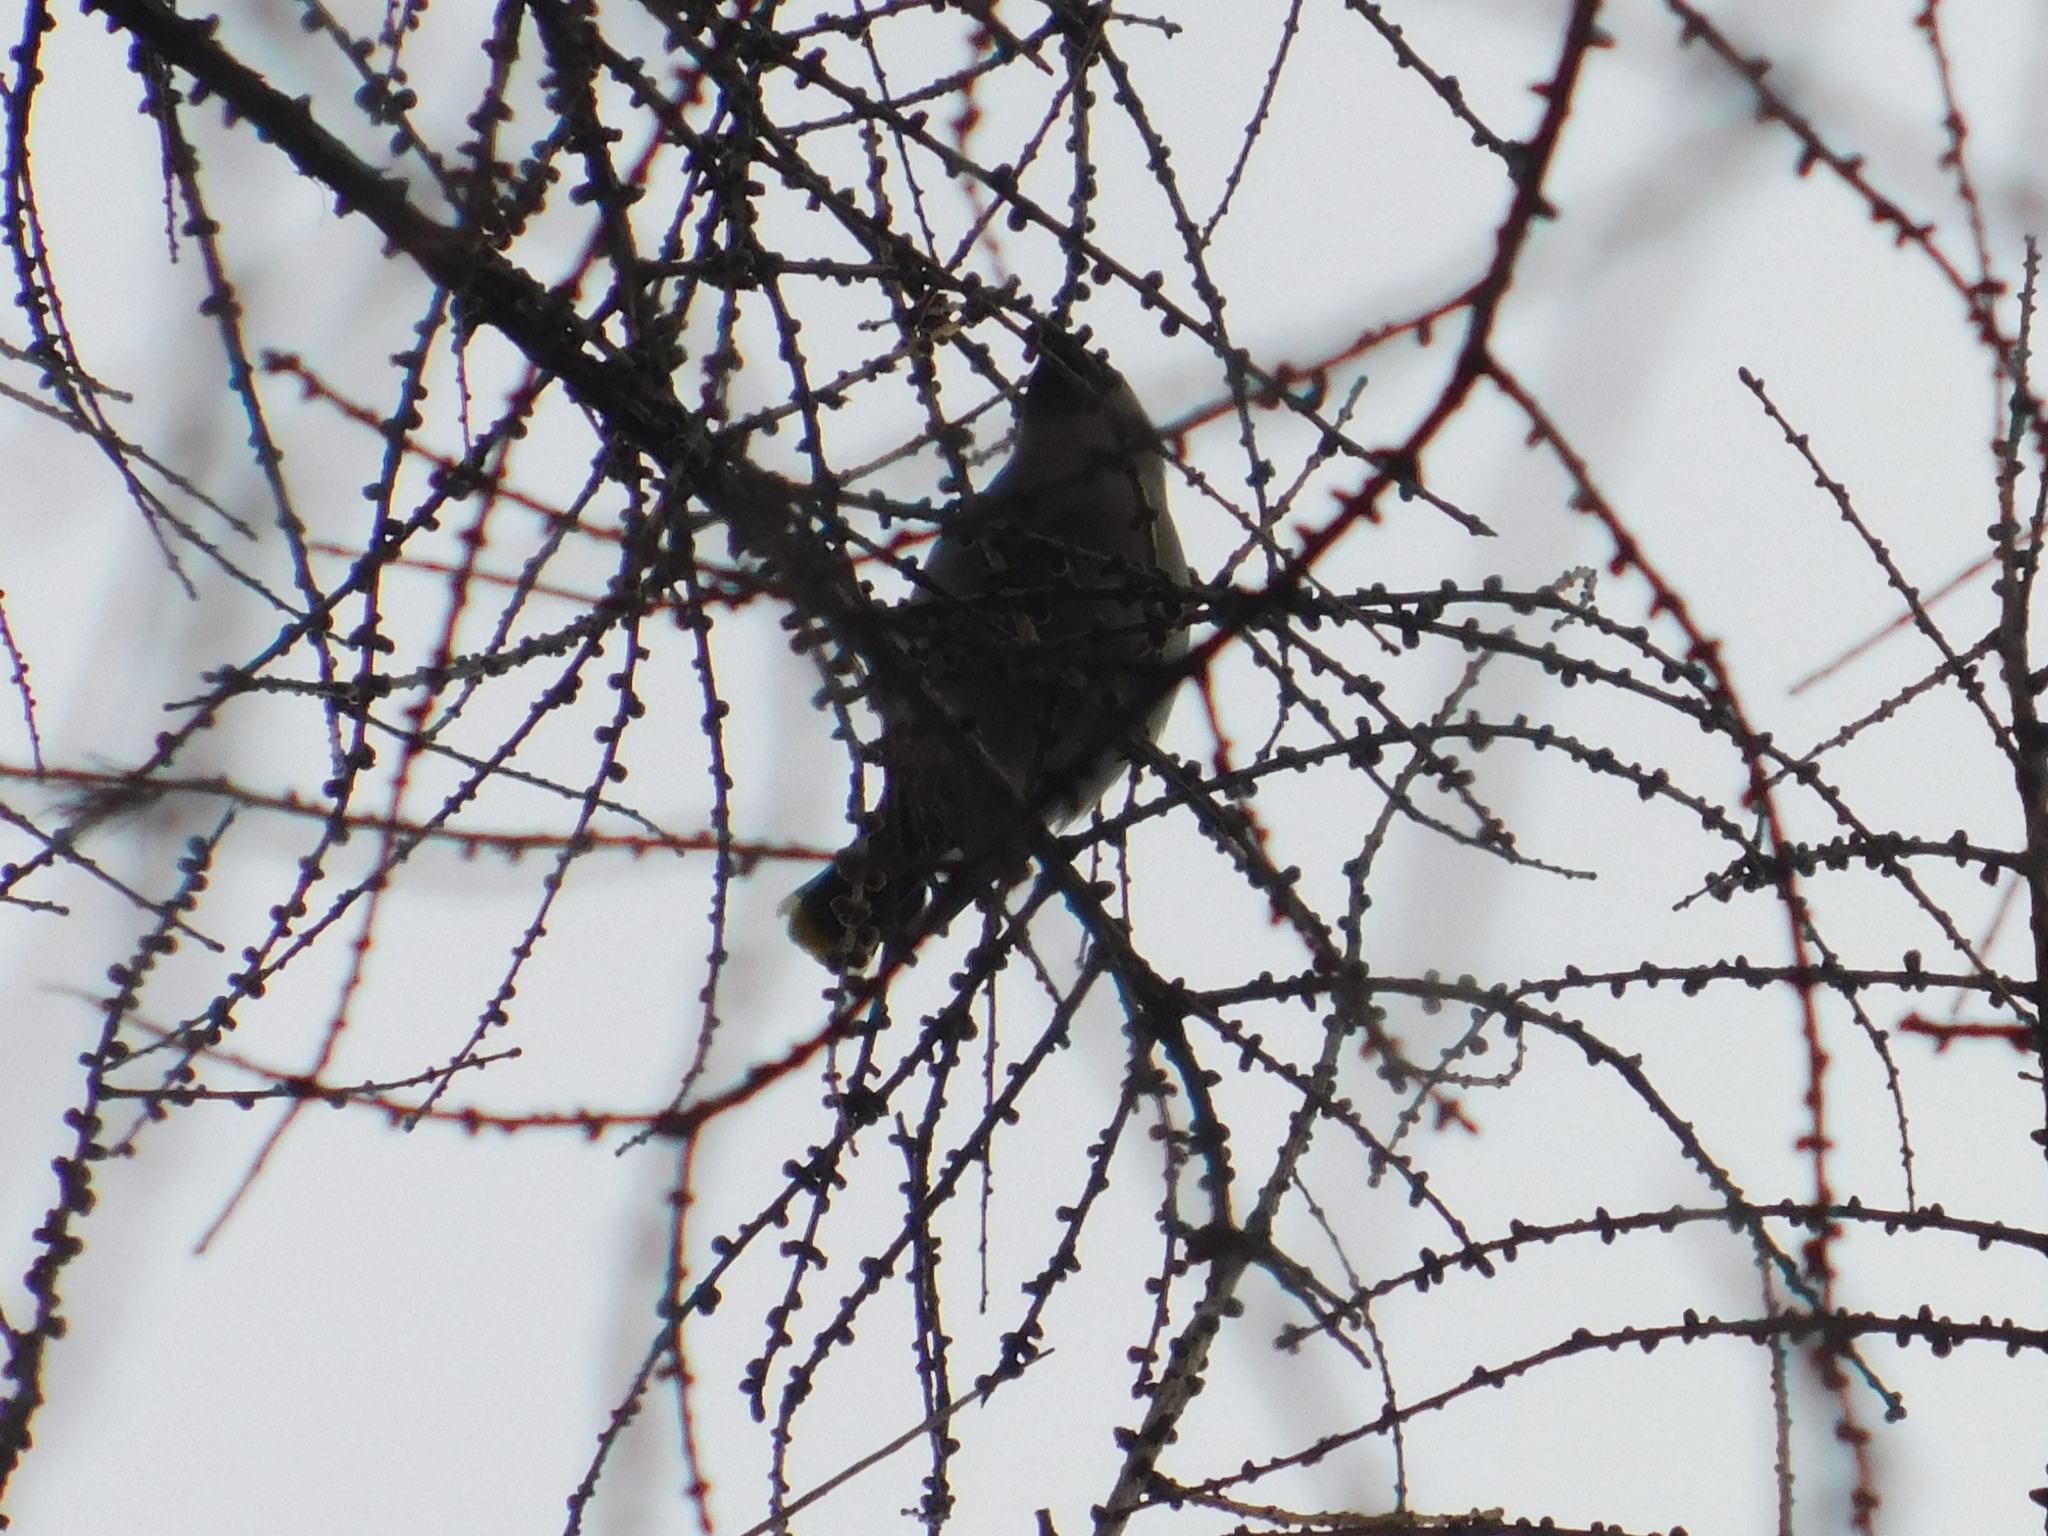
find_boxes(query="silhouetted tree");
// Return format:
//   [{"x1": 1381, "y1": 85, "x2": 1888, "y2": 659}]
[{"x1": 3, "y1": 2, "x2": 2044, "y2": 1533}]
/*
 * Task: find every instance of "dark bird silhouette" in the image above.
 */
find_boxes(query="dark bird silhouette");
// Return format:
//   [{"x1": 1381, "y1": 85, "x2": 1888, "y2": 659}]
[{"x1": 785, "y1": 340, "x2": 1189, "y2": 969}]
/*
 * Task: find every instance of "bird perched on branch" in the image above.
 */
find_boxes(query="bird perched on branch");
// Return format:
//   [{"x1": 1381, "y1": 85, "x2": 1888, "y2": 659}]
[{"x1": 785, "y1": 338, "x2": 1189, "y2": 969}]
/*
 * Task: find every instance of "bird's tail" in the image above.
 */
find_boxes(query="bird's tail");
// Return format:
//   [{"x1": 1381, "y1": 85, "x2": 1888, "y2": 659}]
[{"x1": 781, "y1": 832, "x2": 933, "y2": 970}]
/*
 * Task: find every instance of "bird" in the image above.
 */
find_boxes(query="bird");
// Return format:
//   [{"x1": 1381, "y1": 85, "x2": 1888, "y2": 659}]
[{"x1": 784, "y1": 338, "x2": 1188, "y2": 970}]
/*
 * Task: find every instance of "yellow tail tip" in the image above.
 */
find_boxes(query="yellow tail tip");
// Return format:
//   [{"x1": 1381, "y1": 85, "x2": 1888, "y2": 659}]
[{"x1": 780, "y1": 882, "x2": 843, "y2": 965}]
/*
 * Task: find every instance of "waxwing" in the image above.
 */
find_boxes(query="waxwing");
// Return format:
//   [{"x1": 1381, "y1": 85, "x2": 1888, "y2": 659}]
[{"x1": 785, "y1": 338, "x2": 1188, "y2": 968}]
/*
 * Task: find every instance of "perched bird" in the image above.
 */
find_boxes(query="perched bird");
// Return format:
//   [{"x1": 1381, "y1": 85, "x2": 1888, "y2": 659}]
[{"x1": 785, "y1": 339, "x2": 1189, "y2": 969}]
